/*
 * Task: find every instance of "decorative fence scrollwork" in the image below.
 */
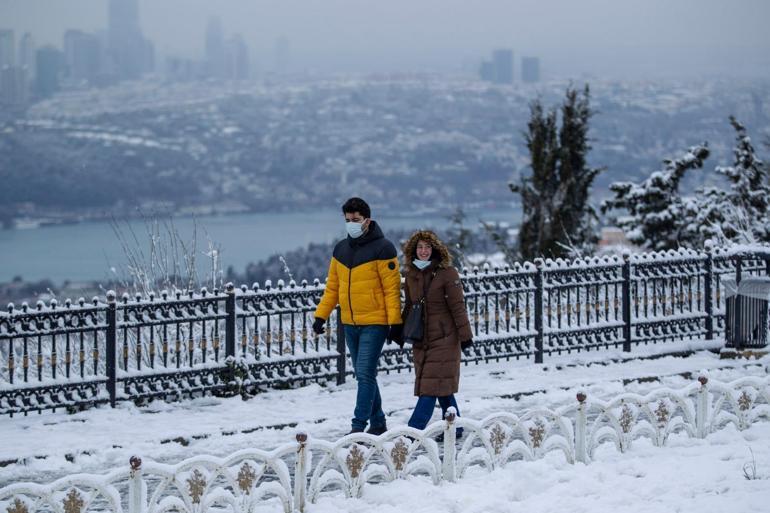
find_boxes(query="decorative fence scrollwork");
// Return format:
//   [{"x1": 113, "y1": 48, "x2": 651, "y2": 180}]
[
  {"x1": 2, "y1": 375, "x2": 768, "y2": 512},
  {"x1": 1, "y1": 247, "x2": 768, "y2": 415}
]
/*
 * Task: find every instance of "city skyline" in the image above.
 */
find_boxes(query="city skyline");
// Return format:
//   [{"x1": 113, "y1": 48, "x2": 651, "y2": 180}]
[{"x1": 2, "y1": 0, "x2": 770, "y2": 80}]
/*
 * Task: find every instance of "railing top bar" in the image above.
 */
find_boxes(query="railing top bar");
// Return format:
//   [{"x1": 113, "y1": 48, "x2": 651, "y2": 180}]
[
  {"x1": 116, "y1": 299, "x2": 227, "y2": 314},
  {"x1": 710, "y1": 244, "x2": 770, "y2": 259},
  {"x1": 235, "y1": 284, "x2": 325, "y2": 298},
  {"x1": 460, "y1": 267, "x2": 536, "y2": 279},
  {"x1": 3, "y1": 298, "x2": 104, "y2": 316},
  {"x1": 629, "y1": 248, "x2": 705, "y2": 264},
  {"x1": 116, "y1": 290, "x2": 228, "y2": 305},
  {"x1": 540, "y1": 256, "x2": 622, "y2": 271},
  {"x1": 3, "y1": 246, "x2": 768, "y2": 320}
]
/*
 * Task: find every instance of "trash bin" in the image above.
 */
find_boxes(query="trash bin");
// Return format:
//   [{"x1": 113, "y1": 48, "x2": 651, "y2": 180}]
[{"x1": 722, "y1": 276, "x2": 770, "y2": 349}]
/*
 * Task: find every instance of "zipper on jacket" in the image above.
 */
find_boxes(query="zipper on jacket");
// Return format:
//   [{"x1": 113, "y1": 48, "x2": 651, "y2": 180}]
[{"x1": 348, "y1": 263, "x2": 356, "y2": 325}]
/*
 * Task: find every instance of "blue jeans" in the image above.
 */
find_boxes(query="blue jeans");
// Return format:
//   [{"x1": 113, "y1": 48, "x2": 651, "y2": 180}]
[
  {"x1": 344, "y1": 325, "x2": 388, "y2": 431},
  {"x1": 408, "y1": 395, "x2": 463, "y2": 436}
]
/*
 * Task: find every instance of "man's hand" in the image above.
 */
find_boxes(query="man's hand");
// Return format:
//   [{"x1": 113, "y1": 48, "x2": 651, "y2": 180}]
[
  {"x1": 388, "y1": 324, "x2": 404, "y2": 346},
  {"x1": 312, "y1": 317, "x2": 326, "y2": 335},
  {"x1": 460, "y1": 339, "x2": 473, "y2": 352}
]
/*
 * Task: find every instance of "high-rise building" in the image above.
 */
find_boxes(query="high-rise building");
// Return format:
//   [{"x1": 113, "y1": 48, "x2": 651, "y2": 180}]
[
  {"x1": 0, "y1": 65, "x2": 28, "y2": 106},
  {"x1": 205, "y1": 16, "x2": 226, "y2": 78},
  {"x1": 479, "y1": 60, "x2": 494, "y2": 82},
  {"x1": 522, "y1": 57, "x2": 540, "y2": 83},
  {"x1": 35, "y1": 46, "x2": 62, "y2": 97},
  {"x1": 0, "y1": 29, "x2": 15, "y2": 68},
  {"x1": 225, "y1": 35, "x2": 249, "y2": 80},
  {"x1": 63, "y1": 30, "x2": 102, "y2": 83},
  {"x1": 492, "y1": 49, "x2": 513, "y2": 84},
  {"x1": 108, "y1": 0, "x2": 151, "y2": 79},
  {"x1": 18, "y1": 32, "x2": 35, "y2": 79}
]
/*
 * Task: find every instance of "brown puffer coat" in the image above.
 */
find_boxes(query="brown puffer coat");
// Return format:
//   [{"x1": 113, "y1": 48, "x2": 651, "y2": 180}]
[{"x1": 402, "y1": 230, "x2": 473, "y2": 397}]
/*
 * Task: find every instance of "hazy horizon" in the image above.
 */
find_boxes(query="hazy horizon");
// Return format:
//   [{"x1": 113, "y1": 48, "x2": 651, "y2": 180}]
[{"x1": 2, "y1": 0, "x2": 770, "y2": 80}]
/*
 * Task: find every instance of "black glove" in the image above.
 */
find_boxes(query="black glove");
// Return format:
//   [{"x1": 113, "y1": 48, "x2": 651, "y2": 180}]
[
  {"x1": 388, "y1": 324, "x2": 404, "y2": 346},
  {"x1": 460, "y1": 339, "x2": 473, "y2": 351},
  {"x1": 312, "y1": 317, "x2": 326, "y2": 335}
]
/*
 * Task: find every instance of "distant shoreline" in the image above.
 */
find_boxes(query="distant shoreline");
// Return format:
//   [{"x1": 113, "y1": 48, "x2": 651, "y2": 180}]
[{"x1": 3, "y1": 203, "x2": 496, "y2": 231}]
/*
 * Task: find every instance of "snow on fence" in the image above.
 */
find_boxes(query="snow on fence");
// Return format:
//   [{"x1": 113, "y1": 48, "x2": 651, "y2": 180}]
[
  {"x1": 1, "y1": 246, "x2": 769, "y2": 415},
  {"x1": 1, "y1": 374, "x2": 768, "y2": 513}
]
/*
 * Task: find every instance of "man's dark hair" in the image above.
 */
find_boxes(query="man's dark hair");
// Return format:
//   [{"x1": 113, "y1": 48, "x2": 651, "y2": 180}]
[{"x1": 342, "y1": 197, "x2": 371, "y2": 218}]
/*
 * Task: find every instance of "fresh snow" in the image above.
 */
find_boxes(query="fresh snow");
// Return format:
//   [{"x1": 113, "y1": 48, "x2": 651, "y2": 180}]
[
  {"x1": 301, "y1": 421, "x2": 770, "y2": 513},
  {"x1": 1, "y1": 340, "x2": 767, "y2": 492}
]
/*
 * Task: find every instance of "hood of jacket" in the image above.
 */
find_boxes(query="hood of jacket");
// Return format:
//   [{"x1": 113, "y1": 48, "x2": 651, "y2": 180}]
[{"x1": 403, "y1": 229, "x2": 452, "y2": 270}]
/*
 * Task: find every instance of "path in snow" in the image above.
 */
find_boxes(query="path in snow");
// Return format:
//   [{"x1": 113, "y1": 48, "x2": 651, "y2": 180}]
[{"x1": 0, "y1": 339, "x2": 767, "y2": 487}]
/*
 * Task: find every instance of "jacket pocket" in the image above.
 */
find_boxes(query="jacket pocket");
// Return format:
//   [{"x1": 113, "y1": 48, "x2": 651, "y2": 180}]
[{"x1": 370, "y1": 290, "x2": 382, "y2": 309}]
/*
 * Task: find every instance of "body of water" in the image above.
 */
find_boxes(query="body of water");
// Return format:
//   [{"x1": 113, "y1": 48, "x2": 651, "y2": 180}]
[{"x1": 0, "y1": 208, "x2": 520, "y2": 283}]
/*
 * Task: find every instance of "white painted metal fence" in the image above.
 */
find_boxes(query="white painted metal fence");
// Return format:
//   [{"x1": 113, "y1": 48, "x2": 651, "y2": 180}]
[{"x1": 1, "y1": 374, "x2": 768, "y2": 513}]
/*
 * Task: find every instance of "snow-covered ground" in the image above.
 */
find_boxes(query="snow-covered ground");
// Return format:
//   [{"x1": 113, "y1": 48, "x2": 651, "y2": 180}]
[
  {"x1": 304, "y1": 421, "x2": 770, "y2": 513},
  {"x1": 2, "y1": 340, "x2": 770, "y2": 513},
  {"x1": 2, "y1": 339, "x2": 767, "y2": 489}
]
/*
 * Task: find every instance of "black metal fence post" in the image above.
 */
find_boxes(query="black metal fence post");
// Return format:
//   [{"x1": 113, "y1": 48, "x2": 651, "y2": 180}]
[
  {"x1": 225, "y1": 283, "x2": 236, "y2": 359},
  {"x1": 622, "y1": 254, "x2": 632, "y2": 352},
  {"x1": 704, "y1": 246, "x2": 714, "y2": 340},
  {"x1": 734, "y1": 256, "x2": 743, "y2": 350},
  {"x1": 534, "y1": 258, "x2": 544, "y2": 364},
  {"x1": 106, "y1": 291, "x2": 117, "y2": 408},
  {"x1": 336, "y1": 306, "x2": 346, "y2": 385}
]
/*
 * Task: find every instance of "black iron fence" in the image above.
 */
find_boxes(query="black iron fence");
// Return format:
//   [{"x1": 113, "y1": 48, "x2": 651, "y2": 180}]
[{"x1": 1, "y1": 247, "x2": 768, "y2": 415}]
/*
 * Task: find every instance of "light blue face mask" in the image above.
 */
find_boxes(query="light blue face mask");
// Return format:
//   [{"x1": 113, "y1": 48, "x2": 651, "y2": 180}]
[
  {"x1": 413, "y1": 259, "x2": 431, "y2": 270},
  {"x1": 345, "y1": 221, "x2": 365, "y2": 239}
]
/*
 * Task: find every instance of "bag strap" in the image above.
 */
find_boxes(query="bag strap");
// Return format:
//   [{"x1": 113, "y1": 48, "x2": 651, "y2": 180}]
[{"x1": 417, "y1": 269, "x2": 438, "y2": 305}]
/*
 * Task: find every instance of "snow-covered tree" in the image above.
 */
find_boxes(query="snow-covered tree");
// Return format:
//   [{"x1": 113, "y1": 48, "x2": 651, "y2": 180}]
[
  {"x1": 511, "y1": 85, "x2": 602, "y2": 260},
  {"x1": 695, "y1": 117, "x2": 769, "y2": 244},
  {"x1": 601, "y1": 144, "x2": 710, "y2": 251}
]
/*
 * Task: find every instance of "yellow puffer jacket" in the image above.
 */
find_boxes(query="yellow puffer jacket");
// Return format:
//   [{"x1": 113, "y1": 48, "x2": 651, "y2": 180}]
[{"x1": 315, "y1": 221, "x2": 402, "y2": 325}]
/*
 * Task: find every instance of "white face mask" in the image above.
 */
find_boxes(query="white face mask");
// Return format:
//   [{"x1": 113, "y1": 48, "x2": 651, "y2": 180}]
[
  {"x1": 413, "y1": 259, "x2": 431, "y2": 270},
  {"x1": 345, "y1": 221, "x2": 365, "y2": 238}
]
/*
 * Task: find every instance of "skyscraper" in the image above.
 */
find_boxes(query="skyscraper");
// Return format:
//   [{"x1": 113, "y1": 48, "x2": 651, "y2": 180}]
[
  {"x1": 0, "y1": 29, "x2": 15, "y2": 68},
  {"x1": 108, "y1": 0, "x2": 151, "y2": 79},
  {"x1": 63, "y1": 30, "x2": 102, "y2": 83},
  {"x1": 205, "y1": 16, "x2": 226, "y2": 78},
  {"x1": 35, "y1": 46, "x2": 62, "y2": 97},
  {"x1": 225, "y1": 35, "x2": 249, "y2": 80},
  {"x1": 522, "y1": 57, "x2": 540, "y2": 83},
  {"x1": 0, "y1": 65, "x2": 28, "y2": 106},
  {"x1": 18, "y1": 33, "x2": 35, "y2": 79},
  {"x1": 492, "y1": 49, "x2": 513, "y2": 84},
  {"x1": 479, "y1": 60, "x2": 494, "y2": 82}
]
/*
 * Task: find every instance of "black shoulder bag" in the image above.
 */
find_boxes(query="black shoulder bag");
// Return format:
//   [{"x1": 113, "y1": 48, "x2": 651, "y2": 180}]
[{"x1": 402, "y1": 269, "x2": 437, "y2": 345}]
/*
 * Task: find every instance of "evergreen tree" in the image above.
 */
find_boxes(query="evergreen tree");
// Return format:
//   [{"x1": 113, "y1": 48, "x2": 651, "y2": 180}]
[
  {"x1": 696, "y1": 117, "x2": 769, "y2": 243},
  {"x1": 511, "y1": 85, "x2": 602, "y2": 260},
  {"x1": 556, "y1": 86, "x2": 603, "y2": 253},
  {"x1": 601, "y1": 144, "x2": 710, "y2": 251}
]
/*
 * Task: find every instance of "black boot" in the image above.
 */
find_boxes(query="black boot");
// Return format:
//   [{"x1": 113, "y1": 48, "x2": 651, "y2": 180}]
[
  {"x1": 366, "y1": 423, "x2": 388, "y2": 436},
  {"x1": 435, "y1": 429, "x2": 463, "y2": 443},
  {"x1": 347, "y1": 427, "x2": 364, "y2": 435}
]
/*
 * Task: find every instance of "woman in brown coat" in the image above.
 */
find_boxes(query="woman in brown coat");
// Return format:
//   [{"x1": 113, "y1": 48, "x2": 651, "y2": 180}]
[{"x1": 401, "y1": 230, "x2": 473, "y2": 433}]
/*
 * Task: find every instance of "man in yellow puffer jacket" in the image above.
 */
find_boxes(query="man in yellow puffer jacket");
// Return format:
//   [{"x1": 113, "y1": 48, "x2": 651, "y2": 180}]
[{"x1": 313, "y1": 197, "x2": 403, "y2": 435}]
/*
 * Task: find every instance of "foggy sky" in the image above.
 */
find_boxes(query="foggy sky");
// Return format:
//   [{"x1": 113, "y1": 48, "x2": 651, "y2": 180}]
[{"x1": 2, "y1": 0, "x2": 770, "y2": 79}]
